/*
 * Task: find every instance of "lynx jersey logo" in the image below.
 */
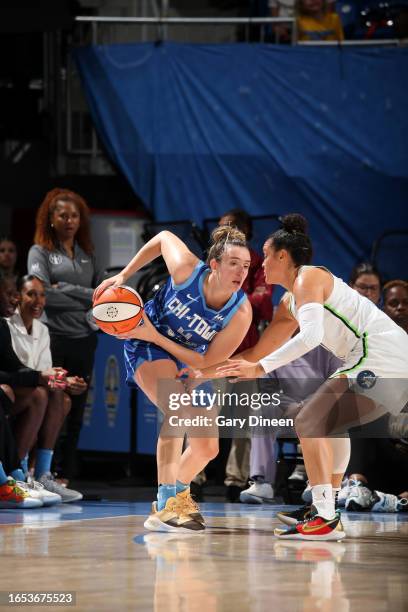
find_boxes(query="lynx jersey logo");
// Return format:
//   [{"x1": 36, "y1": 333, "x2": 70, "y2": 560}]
[{"x1": 357, "y1": 370, "x2": 377, "y2": 389}]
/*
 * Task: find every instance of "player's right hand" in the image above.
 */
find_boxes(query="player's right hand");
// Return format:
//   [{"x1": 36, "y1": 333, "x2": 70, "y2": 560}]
[{"x1": 93, "y1": 273, "x2": 125, "y2": 301}]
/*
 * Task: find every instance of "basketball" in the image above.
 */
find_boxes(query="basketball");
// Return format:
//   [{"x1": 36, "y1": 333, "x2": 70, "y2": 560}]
[{"x1": 92, "y1": 285, "x2": 144, "y2": 336}]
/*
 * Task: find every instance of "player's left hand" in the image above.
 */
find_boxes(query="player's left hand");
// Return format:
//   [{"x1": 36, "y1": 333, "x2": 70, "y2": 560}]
[
  {"x1": 215, "y1": 358, "x2": 264, "y2": 381},
  {"x1": 115, "y1": 313, "x2": 157, "y2": 342}
]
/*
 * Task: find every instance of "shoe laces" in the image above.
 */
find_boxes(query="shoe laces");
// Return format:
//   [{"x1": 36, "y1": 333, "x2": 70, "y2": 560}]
[
  {"x1": 26, "y1": 476, "x2": 45, "y2": 492},
  {"x1": 184, "y1": 492, "x2": 200, "y2": 512}
]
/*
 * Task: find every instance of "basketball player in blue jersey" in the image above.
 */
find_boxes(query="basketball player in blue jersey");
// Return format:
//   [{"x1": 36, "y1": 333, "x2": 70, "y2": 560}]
[
  {"x1": 214, "y1": 213, "x2": 408, "y2": 541},
  {"x1": 94, "y1": 226, "x2": 252, "y2": 532}
]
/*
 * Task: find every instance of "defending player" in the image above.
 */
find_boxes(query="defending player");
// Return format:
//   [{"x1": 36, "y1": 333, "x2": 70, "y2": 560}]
[
  {"x1": 94, "y1": 228, "x2": 252, "y2": 532},
  {"x1": 216, "y1": 214, "x2": 408, "y2": 541}
]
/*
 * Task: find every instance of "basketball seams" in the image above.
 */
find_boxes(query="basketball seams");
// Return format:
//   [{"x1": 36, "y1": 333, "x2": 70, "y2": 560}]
[{"x1": 92, "y1": 285, "x2": 144, "y2": 335}]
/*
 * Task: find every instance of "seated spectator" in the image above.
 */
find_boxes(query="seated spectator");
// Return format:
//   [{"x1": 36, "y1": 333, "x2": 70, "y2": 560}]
[
  {"x1": 0, "y1": 385, "x2": 43, "y2": 508},
  {"x1": 383, "y1": 279, "x2": 408, "y2": 333},
  {"x1": 0, "y1": 315, "x2": 61, "y2": 507},
  {"x1": 296, "y1": 0, "x2": 344, "y2": 42},
  {"x1": 0, "y1": 237, "x2": 18, "y2": 278},
  {"x1": 5, "y1": 274, "x2": 85, "y2": 503},
  {"x1": 0, "y1": 271, "x2": 19, "y2": 317},
  {"x1": 349, "y1": 262, "x2": 382, "y2": 306}
]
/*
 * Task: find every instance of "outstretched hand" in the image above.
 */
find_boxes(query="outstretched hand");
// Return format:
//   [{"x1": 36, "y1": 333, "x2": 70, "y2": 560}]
[{"x1": 215, "y1": 358, "x2": 264, "y2": 381}]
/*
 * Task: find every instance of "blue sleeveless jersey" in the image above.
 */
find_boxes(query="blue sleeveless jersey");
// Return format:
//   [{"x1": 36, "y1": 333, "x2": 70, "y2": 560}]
[
  {"x1": 144, "y1": 261, "x2": 246, "y2": 352},
  {"x1": 124, "y1": 261, "x2": 246, "y2": 383}
]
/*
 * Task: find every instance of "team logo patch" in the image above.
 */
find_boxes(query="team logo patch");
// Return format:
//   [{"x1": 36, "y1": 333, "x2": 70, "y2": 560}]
[
  {"x1": 357, "y1": 370, "x2": 377, "y2": 389},
  {"x1": 49, "y1": 253, "x2": 62, "y2": 265}
]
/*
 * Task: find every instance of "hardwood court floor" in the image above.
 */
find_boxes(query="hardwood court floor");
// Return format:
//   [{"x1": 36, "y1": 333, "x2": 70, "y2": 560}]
[{"x1": 0, "y1": 502, "x2": 407, "y2": 611}]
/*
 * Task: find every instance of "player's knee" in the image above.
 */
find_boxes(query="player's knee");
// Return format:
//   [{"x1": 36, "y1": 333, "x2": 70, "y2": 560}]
[
  {"x1": 0, "y1": 384, "x2": 15, "y2": 404},
  {"x1": 193, "y1": 439, "x2": 219, "y2": 461},
  {"x1": 294, "y1": 411, "x2": 312, "y2": 438}
]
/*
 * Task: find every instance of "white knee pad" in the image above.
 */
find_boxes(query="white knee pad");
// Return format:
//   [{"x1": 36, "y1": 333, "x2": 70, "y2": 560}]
[{"x1": 329, "y1": 437, "x2": 351, "y2": 474}]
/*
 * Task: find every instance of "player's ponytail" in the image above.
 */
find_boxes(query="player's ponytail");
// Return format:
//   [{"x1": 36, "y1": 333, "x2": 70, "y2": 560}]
[
  {"x1": 268, "y1": 213, "x2": 312, "y2": 266},
  {"x1": 207, "y1": 225, "x2": 247, "y2": 263}
]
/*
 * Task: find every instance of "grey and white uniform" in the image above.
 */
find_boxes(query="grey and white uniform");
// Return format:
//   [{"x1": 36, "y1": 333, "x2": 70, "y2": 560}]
[{"x1": 260, "y1": 266, "x2": 408, "y2": 416}]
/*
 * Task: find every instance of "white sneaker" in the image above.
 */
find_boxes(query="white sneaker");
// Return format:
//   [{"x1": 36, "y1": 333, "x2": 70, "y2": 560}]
[
  {"x1": 337, "y1": 478, "x2": 363, "y2": 508},
  {"x1": 38, "y1": 473, "x2": 83, "y2": 503},
  {"x1": 288, "y1": 464, "x2": 306, "y2": 482},
  {"x1": 345, "y1": 484, "x2": 376, "y2": 511},
  {"x1": 0, "y1": 478, "x2": 43, "y2": 509},
  {"x1": 25, "y1": 477, "x2": 62, "y2": 506},
  {"x1": 240, "y1": 481, "x2": 274, "y2": 504}
]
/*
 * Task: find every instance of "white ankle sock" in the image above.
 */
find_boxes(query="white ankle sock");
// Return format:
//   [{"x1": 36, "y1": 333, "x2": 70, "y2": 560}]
[{"x1": 311, "y1": 484, "x2": 335, "y2": 520}]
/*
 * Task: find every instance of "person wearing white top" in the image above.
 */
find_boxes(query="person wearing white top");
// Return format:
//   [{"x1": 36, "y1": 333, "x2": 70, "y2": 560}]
[
  {"x1": 6, "y1": 275, "x2": 86, "y2": 503},
  {"x1": 8, "y1": 308, "x2": 52, "y2": 372},
  {"x1": 217, "y1": 214, "x2": 408, "y2": 541}
]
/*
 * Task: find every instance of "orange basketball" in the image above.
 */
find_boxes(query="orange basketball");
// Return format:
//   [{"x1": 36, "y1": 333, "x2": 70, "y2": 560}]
[{"x1": 92, "y1": 285, "x2": 144, "y2": 336}]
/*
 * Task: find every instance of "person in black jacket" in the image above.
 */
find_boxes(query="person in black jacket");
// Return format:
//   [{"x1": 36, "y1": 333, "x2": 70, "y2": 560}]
[{"x1": 0, "y1": 317, "x2": 59, "y2": 508}]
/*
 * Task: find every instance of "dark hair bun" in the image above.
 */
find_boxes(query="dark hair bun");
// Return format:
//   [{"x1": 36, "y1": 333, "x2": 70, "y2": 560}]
[{"x1": 281, "y1": 213, "x2": 308, "y2": 235}]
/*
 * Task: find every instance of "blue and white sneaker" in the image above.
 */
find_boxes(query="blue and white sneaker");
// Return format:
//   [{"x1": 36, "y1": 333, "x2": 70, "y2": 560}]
[
  {"x1": 337, "y1": 478, "x2": 364, "y2": 508},
  {"x1": 345, "y1": 484, "x2": 376, "y2": 511},
  {"x1": 370, "y1": 491, "x2": 408, "y2": 513}
]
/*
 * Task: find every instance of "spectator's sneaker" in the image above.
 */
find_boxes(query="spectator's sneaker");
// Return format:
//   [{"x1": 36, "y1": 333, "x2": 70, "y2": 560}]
[
  {"x1": 345, "y1": 484, "x2": 376, "y2": 511},
  {"x1": 370, "y1": 491, "x2": 408, "y2": 513},
  {"x1": 144, "y1": 498, "x2": 204, "y2": 533},
  {"x1": 17, "y1": 479, "x2": 61, "y2": 507},
  {"x1": 276, "y1": 504, "x2": 316, "y2": 526},
  {"x1": 176, "y1": 488, "x2": 205, "y2": 526},
  {"x1": 337, "y1": 478, "x2": 363, "y2": 507},
  {"x1": 274, "y1": 511, "x2": 346, "y2": 541},
  {"x1": 288, "y1": 464, "x2": 307, "y2": 482},
  {"x1": 240, "y1": 481, "x2": 274, "y2": 504},
  {"x1": 301, "y1": 482, "x2": 312, "y2": 504},
  {"x1": 0, "y1": 478, "x2": 43, "y2": 509},
  {"x1": 37, "y1": 473, "x2": 83, "y2": 503}
]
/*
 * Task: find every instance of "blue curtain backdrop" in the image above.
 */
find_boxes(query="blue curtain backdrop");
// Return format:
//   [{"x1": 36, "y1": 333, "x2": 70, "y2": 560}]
[{"x1": 73, "y1": 43, "x2": 408, "y2": 279}]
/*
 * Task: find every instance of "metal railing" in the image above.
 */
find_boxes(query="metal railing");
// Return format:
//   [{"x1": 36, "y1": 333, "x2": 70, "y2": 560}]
[
  {"x1": 65, "y1": 15, "x2": 402, "y2": 160},
  {"x1": 74, "y1": 15, "x2": 297, "y2": 45}
]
